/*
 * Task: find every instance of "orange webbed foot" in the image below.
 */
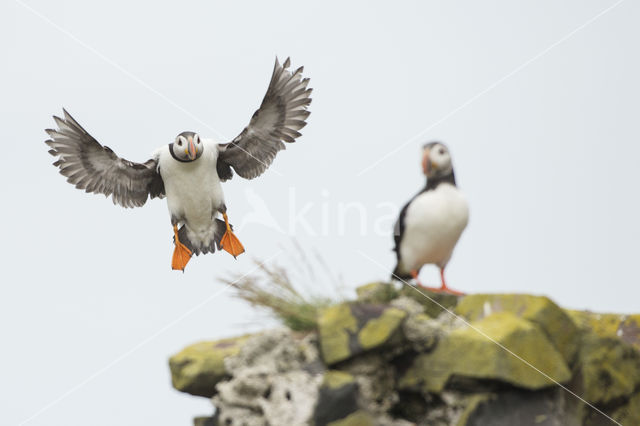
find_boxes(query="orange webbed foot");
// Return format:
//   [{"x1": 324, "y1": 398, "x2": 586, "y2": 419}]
[
  {"x1": 172, "y1": 241, "x2": 192, "y2": 271},
  {"x1": 220, "y1": 213, "x2": 245, "y2": 258},
  {"x1": 411, "y1": 270, "x2": 465, "y2": 296},
  {"x1": 171, "y1": 225, "x2": 192, "y2": 271}
]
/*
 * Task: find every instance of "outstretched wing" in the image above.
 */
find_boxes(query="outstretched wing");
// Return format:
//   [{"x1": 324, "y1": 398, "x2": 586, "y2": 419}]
[
  {"x1": 45, "y1": 109, "x2": 165, "y2": 208},
  {"x1": 216, "y1": 57, "x2": 312, "y2": 181}
]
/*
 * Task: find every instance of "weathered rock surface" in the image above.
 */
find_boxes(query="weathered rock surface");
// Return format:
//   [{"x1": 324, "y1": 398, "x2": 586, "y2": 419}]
[
  {"x1": 399, "y1": 312, "x2": 571, "y2": 393},
  {"x1": 611, "y1": 390, "x2": 640, "y2": 425},
  {"x1": 397, "y1": 285, "x2": 460, "y2": 318},
  {"x1": 571, "y1": 333, "x2": 640, "y2": 405},
  {"x1": 567, "y1": 309, "x2": 640, "y2": 351},
  {"x1": 313, "y1": 371, "x2": 359, "y2": 425},
  {"x1": 456, "y1": 294, "x2": 580, "y2": 364},
  {"x1": 355, "y1": 282, "x2": 399, "y2": 304},
  {"x1": 317, "y1": 302, "x2": 406, "y2": 365},
  {"x1": 169, "y1": 285, "x2": 640, "y2": 426},
  {"x1": 459, "y1": 388, "x2": 586, "y2": 426},
  {"x1": 169, "y1": 334, "x2": 252, "y2": 397},
  {"x1": 213, "y1": 329, "x2": 324, "y2": 426}
]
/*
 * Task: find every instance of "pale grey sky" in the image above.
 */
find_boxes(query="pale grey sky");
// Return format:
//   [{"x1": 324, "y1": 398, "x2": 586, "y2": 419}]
[{"x1": 1, "y1": 1, "x2": 639, "y2": 425}]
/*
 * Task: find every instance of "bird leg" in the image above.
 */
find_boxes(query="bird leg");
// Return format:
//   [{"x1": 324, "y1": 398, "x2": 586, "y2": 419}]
[
  {"x1": 411, "y1": 269, "x2": 465, "y2": 296},
  {"x1": 436, "y1": 268, "x2": 465, "y2": 296},
  {"x1": 220, "y1": 212, "x2": 245, "y2": 258},
  {"x1": 171, "y1": 224, "x2": 192, "y2": 271}
]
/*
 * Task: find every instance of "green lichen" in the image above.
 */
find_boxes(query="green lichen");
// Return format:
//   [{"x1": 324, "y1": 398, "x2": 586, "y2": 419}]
[
  {"x1": 358, "y1": 307, "x2": 406, "y2": 350},
  {"x1": 612, "y1": 390, "x2": 640, "y2": 425},
  {"x1": 355, "y1": 282, "x2": 399, "y2": 304},
  {"x1": 327, "y1": 410, "x2": 374, "y2": 426},
  {"x1": 575, "y1": 333, "x2": 640, "y2": 405},
  {"x1": 399, "y1": 312, "x2": 571, "y2": 393},
  {"x1": 456, "y1": 294, "x2": 580, "y2": 364},
  {"x1": 566, "y1": 310, "x2": 640, "y2": 352},
  {"x1": 323, "y1": 370, "x2": 355, "y2": 390},
  {"x1": 318, "y1": 304, "x2": 358, "y2": 364},
  {"x1": 456, "y1": 394, "x2": 494, "y2": 426},
  {"x1": 169, "y1": 334, "x2": 251, "y2": 397},
  {"x1": 398, "y1": 285, "x2": 460, "y2": 318}
]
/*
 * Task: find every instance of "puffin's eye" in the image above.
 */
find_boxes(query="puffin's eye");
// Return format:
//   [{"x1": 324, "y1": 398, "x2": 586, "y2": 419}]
[
  {"x1": 177, "y1": 139, "x2": 183, "y2": 146},
  {"x1": 438, "y1": 148, "x2": 445, "y2": 155}
]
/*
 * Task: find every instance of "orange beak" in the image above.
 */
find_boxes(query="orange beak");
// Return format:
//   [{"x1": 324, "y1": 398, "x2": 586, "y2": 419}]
[
  {"x1": 422, "y1": 148, "x2": 431, "y2": 176},
  {"x1": 186, "y1": 137, "x2": 197, "y2": 160}
]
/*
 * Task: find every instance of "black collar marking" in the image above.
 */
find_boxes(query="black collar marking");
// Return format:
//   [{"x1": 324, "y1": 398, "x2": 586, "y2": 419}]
[
  {"x1": 169, "y1": 143, "x2": 192, "y2": 163},
  {"x1": 425, "y1": 171, "x2": 456, "y2": 192}
]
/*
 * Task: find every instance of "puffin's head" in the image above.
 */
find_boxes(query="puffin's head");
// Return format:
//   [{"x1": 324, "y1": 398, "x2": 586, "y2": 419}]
[
  {"x1": 171, "y1": 131, "x2": 203, "y2": 162},
  {"x1": 422, "y1": 141, "x2": 453, "y2": 178}
]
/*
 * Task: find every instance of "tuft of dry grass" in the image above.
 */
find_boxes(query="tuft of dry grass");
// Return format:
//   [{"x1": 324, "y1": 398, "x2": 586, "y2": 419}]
[{"x1": 220, "y1": 245, "x2": 344, "y2": 331}]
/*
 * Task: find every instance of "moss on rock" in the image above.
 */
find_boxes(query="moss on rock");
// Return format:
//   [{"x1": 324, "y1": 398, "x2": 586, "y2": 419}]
[
  {"x1": 566, "y1": 310, "x2": 640, "y2": 352},
  {"x1": 355, "y1": 282, "x2": 399, "y2": 304},
  {"x1": 173, "y1": 289, "x2": 640, "y2": 425},
  {"x1": 192, "y1": 416, "x2": 215, "y2": 426},
  {"x1": 323, "y1": 370, "x2": 355, "y2": 389},
  {"x1": 314, "y1": 370, "x2": 360, "y2": 426},
  {"x1": 169, "y1": 335, "x2": 252, "y2": 398},
  {"x1": 456, "y1": 388, "x2": 588, "y2": 426},
  {"x1": 456, "y1": 393, "x2": 494, "y2": 426},
  {"x1": 572, "y1": 333, "x2": 640, "y2": 405},
  {"x1": 612, "y1": 390, "x2": 640, "y2": 425},
  {"x1": 358, "y1": 307, "x2": 406, "y2": 350},
  {"x1": 326, "y1": 410, "x2": 374, "y2": 426},
  {"x1": 318, "y1": 303, "x2": 406, "y2": 365},
  {"x1": 399, "y1": 312, "x2": 571, "y2": 393},
  {"x1": 398, "y1": 285, "x2": 460, "y2": 318},
  {"x1": 318, "y1": 304, "x2": 359, "y2": 365},
  {"x1": 456, "y1": 294, "x2": 580, "y2": 364}
]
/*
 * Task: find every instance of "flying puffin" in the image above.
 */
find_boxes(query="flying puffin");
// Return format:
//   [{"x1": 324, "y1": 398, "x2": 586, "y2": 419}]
[
  {"x1": 45, "y1": 57, "x2": 311, "y2": 271},
  {"x1": 392, "y1": 142, "x2": 469, "y2": 295}
]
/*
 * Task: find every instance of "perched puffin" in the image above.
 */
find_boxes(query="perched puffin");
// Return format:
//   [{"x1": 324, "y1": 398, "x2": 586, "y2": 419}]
[
  {"x1": 46, "y1": 57, "x2": 311, "y2": 271},
  {"x1": 392, "y1": 142, "x2": 469, "y2": 295}
]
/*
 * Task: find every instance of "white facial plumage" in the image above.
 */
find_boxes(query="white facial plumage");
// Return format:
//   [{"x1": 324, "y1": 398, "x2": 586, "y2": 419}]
[
  {"x1": 423, "y1": 142, "x2": 453, "y2": 178},
  {"x1": 173, "y1": 132, "x2": 204, "y2": 162}
]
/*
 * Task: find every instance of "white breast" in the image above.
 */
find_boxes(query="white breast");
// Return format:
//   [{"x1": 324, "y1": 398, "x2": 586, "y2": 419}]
[
  {"x1": 157, "y1": 140, "x2": 225, "y2": 247},
  {"x1": 399, "y1": 183, "x2": 469, "y2": 272}
]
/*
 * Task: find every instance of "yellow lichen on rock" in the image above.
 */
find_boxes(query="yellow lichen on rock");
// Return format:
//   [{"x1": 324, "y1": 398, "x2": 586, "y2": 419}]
[
  {"x1": 323, "y1": 370, "x2": 355, "y2": 390},
  {"x1": 327, "y1": 410, "x2": 375, "y2": 426},
  {"x1": 573, "y1": 333, "x2": 640, "y2": 405},
  {"x1": 170, "y1": 283, "x2": 640, "y2": 425},
  {"x1": 566, "y1": 309, "x2": 640, "y2": 351},
  {"x1": 455, "y1": 294, "x2": 580, "y2": 364},
  {"x1": 358, "y1": 307, "x2": 406, "y2": 350},
  {"x1": 612, "y1": 390, "x2": 640, "y2": 425},
  {"x1": 318, "y1": 304, "x2": 358, "y2": 364},
  {"x1": 399, "y1": 312, "x2": 571, "y2": 393},
  {"x1": 169, "y1": 334, "x2": 252, "y2": 397},
  {"x1": 355, "y1": 282, "x2": 399, "y2": 304},
  {"x1": 455, "y1": 394, "x2": 494, "y2": 426}
]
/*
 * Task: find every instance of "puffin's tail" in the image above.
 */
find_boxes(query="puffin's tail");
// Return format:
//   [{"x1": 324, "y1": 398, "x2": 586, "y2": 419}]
[
  {"x1": 391, "y1": 252, "x2": 412, "y2": 282},
  {"x1": 391, "y1": 263, "x2": 412, "y2": 282},
  {"x1": 175, "y1": 220, "x2": 227, "y2": 256}
]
